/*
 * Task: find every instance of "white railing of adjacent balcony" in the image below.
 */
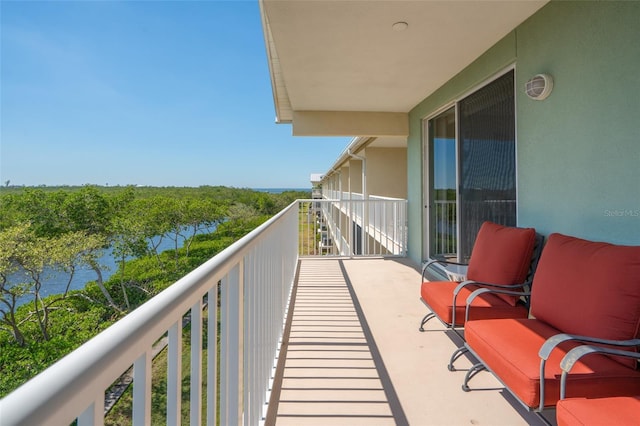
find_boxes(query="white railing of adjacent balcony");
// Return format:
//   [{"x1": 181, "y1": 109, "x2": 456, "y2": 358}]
[
  {"x1": 430, "y1": 199, "x2": 516, "y2": 260},
  {"x1": 0, "y1": 201, "x2": 300, "y2": 426},
  {"x1": 368, "y1": 195, "x2": 407, "y2": 255},
  {"x1": 300, "y1": 198, "x2": 407, "y2": 257},
  {"x1": 432, "y1": 199, "x2": 457, "y2": 257}
]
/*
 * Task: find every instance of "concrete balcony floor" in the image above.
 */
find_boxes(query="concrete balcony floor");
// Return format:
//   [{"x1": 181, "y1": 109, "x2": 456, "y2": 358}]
[{"x1": 267, "y1": 258, "x2": 554, "y2": 425}]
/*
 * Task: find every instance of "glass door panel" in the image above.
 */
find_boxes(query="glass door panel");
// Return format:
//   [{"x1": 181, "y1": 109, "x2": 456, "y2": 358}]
[{"x1": 428, "y1": 107, "x2": 457, "y2": 260}]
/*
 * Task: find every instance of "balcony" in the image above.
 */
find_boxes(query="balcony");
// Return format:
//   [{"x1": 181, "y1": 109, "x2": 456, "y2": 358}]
[
  {"x1": 302, "y1": 197, "x2": 407, "y2": 257},
  {"x1": 0, "y1": 199, "x2": 552, "y2": 425},
  {"x1": 268, "y1": 257, "x2": 551, "y2": 426}
]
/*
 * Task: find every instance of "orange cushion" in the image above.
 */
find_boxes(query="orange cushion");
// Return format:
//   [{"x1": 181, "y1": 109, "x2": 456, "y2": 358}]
[
  {"x1": 421, "y1": 281, "x2": 528, "y2": 326},
  {"x1": 465, "y1": 318, "x2": 640, "y2": 408},
  {"x1": 556, "y1": 396, "x2": 640, "y2": 426},
  {"x1": 530, "y1": 233, "x2": 640, "y2": 368},
  {"x1": 466, "y1": 221, "x2": 536, "y2": 306}
]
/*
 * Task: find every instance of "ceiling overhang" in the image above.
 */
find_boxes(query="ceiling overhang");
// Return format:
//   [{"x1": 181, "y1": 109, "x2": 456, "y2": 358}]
[
  {"x1": 292, "y1": 111, "x2": 408, "y2": 137},
  {"x1": 320, "y1": 135, "x2": 408, "y2": 180},
  {"x1": 259, "y1": 0, "x2": 548, "y2": 137}
]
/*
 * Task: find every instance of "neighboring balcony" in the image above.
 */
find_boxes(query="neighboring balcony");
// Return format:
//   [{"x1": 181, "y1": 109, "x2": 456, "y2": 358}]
[
  {"x1": 311, "y1": 188, "x2": 322, "y2": 199},
  {"x1": 0, "y1": 199, "x2": 551, "y2": 426},
  {"x1": 304, "y1": 194, "x2": 407, "y2": 257}
]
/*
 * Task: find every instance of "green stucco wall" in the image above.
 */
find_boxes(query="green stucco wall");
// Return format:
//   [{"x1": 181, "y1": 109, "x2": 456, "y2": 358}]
[
  {"x1": 407, "y1": 1, "x2": 640, "y2": 265},
  {"x1": 515, "y1": 1, "x2": 640, "y2": 243}
]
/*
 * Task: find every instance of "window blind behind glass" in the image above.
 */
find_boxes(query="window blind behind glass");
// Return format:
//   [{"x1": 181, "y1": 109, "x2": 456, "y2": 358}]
[{"x1": 458, "y1": 70, "x2": 516, "y2": 262}]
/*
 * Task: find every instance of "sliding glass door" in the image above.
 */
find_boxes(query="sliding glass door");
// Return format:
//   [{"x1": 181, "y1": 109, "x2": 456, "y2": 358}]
[
  {"x1": 426, "y1": 70, "x2": 516, "y2": 262},
  {"x1": 427, "y1": 107, "x2": 457, "y2": 260}
]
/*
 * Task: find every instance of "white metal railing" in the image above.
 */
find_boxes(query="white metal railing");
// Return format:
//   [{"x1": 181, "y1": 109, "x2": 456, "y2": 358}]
[
  {"x1": 431, "y1": 199, "x2": 516, "y2": 260},
  {"x1": 0, "y1": 201, "x2": 299, "y2": 426},
  {"x1": 367, "y1": 196, "x2": 407, "y2": 255},
  {"x1": 299, "y1": 198, "x2": 407, "y2": 257},
  {"x1": 432, "y1": 199, "x2": 457, "y2": 257}
]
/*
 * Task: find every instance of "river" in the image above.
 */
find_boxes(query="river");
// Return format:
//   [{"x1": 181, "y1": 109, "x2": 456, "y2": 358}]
[{"x1": 11, "y1": 227, "x2": 213, "y2": 307}]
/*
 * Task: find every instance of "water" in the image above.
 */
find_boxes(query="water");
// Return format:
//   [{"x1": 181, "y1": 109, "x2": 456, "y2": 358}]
[
  {"x1": 10, "y1": 228, "x2": 212, "y2": 307},
  {"x1": 253, "y1": 188, "x2": 310, "y2": 194}
]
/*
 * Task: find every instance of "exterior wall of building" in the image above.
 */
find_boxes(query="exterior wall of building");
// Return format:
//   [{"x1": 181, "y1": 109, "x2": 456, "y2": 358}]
[
  {"x1": 366, "y1": 148, "x2": 407, "y2": 199},
  {"x1": 349, "y1": 160, "x2": 363, "y2": 194},
  {"x1": 406, "y1": 1, "x2": 640, "y2": 265},
  {"x1": 515, "y1": 1, "x2": 640, "y2": 243},
  {"x1": 340, "y1": 166, "x2": 350, "y2": 196}
]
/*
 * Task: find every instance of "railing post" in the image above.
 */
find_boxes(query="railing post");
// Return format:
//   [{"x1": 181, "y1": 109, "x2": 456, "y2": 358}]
[
  {"x1": 392, "y1": 200, "x2": 397, "y2": 254},
  {"x1": 243, "y1": 250, "x2": 255, "y2": 426},
  {"x1": 167, "y1": 321, "x2": 182, "y2": 426},
  {"x1": 362, "y1": 198, "x2": 368, "y2": 255},
  {"x1": 237, "y1": 262, "x2": 245, "y2": 425},
  {"x1": 220, "y1": 263, "x2": 243, "y2": 426},
  {"x1": 207, "y1": 286, "x2": 218, "y2": 426},
  {"x1": 78, "y1": 397, "x2": 104, "y2": 426},
  {"x1": 190, "y1": 298, "x2": 203, "y2": 426},
  {"x1": 133, "y1": 350, "x2": 152, "y2": 426},
  {"x1": 220, "y1": 274, "x2": 229, "y2": 425}
]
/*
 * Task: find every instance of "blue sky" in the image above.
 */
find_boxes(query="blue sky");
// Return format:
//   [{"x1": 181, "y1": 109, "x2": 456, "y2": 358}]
[{"x1": 0, "y1": 0, "x2": 350, "y2": 188}]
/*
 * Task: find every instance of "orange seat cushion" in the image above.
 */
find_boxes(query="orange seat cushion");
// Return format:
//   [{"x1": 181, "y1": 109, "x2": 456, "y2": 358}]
[
  {"x1": 556, "y1": 396, "x2": 640, "y2": 426},
  {"x1": 466, "y1": 221, "x2": 536, "y2": 306},
  {"x1": 465, "y1": 318, "x2": 640, "y2": 408},
  {"x1": 421, "y1": 281, "x2": 528, "y2": 326},
  {"x1": 530, "y1": 233, "x2": 640, "y2": 368}
]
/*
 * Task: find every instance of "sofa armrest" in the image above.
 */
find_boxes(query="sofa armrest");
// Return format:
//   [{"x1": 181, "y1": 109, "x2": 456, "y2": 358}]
[
  {"x1": 421, "y1": 258, "x2": 469, "y2": 282},
  {"x1": 539, "y1": 334, "x2": 640, "y2": 361},
  {"x1": 451, "y1": 280, "x2": 481, "y2": 327},
  {"x1": 458, "y1": 281, "x2": 530, "y2": 296},
  {"x1": 537, "y1": 334, "x2": 640, "y2": 410},
  {"x1": 559, "y1": 345, "x2": 640, "y2": 399},
  {"x1": 463, "y1": 285, "x2": 531, "y2": 324}
]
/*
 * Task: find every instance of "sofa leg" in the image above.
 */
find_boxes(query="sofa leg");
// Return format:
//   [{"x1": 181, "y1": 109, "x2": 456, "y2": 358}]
[
  {"x1": 448, "y1": 346, "x2": 468, "y2": 371},
  {"x1": 462, "y1": 362, "x2": 486, "y2": 392},
  {"x1": 419, "y1": 312, "x2": 435, "y2": 331}
]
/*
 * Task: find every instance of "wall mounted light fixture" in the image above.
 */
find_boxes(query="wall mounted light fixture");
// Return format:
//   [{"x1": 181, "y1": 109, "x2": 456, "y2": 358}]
[{"x1": 525, "y1": 73, "x2": 554, "y2": 100}]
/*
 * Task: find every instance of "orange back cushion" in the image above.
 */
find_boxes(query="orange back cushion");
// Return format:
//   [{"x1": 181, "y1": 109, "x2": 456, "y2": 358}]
[
  {"x1": 531, "y1": 233, "x2": 640, "y2": 367},
  {"x1": 466, "y1": 221, "x2": 537, "y2": 306}
]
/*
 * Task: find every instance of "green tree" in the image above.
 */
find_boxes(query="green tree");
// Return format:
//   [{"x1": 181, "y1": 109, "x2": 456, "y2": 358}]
[
  {"x1": 0, "y1": 224, "x2": 110, "y2": 342},
  {"x1": 175, "y1": 198, "x2": 225, "y2": 259},
  {"x1": 63, "y1": 185, "x2": 112, "y2": 235},
  {"x1": 0, "y1": 225, "x2": 29, "y2": 346},
  {"x1": 60, "y1": 186, "x2": 122, "y2": 311},
  {"x1": 5, "y1": 188, "x2": 68, "y2": 236},
  {"x1": 130, "y1": 197, "x2": 172, "y2": 269},
  {"x1": 227, "y1": 203, "x2": 260, "y2": 222},
  {"x1": 0, "y1": 187, "x2": 122, "y2": 313},
  {"x1": 109, "y1": 215, "x2": 148, "y2": 311}
]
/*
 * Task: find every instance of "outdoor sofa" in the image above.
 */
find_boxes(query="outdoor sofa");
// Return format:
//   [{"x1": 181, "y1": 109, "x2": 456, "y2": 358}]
[
  {"x1": 461, "y1": 232, "x2": 640, "y2": 412},
  {"x1": 554, "y1": 344, "x2": 640, "y2": 425}
]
